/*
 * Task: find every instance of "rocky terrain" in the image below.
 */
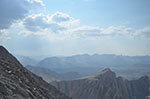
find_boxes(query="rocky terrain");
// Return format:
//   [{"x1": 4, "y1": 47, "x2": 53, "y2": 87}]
[
  {"x1": 0, "y1": 46, "x2": 70, "y2": 99},
  {"x1": 52, "y1": 68, "x2": 150, "y2": 99},
  {"x1": 1, "y1": 45, "x2": 149, "y2": 99}
]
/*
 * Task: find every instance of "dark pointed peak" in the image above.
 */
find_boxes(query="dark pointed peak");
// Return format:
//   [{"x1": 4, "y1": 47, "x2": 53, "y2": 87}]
[
  {"x1": 96, "y1": 68, "x2": 116, "y2": 78},
  {"x1": 0, "y1": 45, "x2": 20, "y2": 65},
  {"x1": 0, "y1": 45, "x2": 9, "y2": 53},
  {"x1": 0, "y1": 45, "x2": 10, "y2": 58}
]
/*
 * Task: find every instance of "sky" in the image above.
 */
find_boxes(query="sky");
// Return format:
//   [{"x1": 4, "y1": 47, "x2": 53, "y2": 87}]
[{"x1": 0, "y1": 0, "x2": 150, "y2": 57}]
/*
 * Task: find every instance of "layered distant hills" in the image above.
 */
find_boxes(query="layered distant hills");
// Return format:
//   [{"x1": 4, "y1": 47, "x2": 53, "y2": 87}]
[
  {"x1": 15, "y1": 53, "x2": 150, "y2": 82},
  {"x1": 37, "y1": 54, "x2": 150, "y2": 68},
  {"x1": 26, "y1": 65, "x2": 80, "y2": 82},
  {"x1": 35, "y1": 54, "x2": 150, "y2": 79},
  {"x1": 15, "y1": 55, "x2": 38, "y2": 66}
]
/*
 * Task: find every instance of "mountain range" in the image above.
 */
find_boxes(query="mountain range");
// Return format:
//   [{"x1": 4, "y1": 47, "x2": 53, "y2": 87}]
[
  {"x1": 51, "y1": 68, "x2": 150, "y2": 99},
  {"x1": 26, "y1": 65, "x2": 80, "y2": 82},
  {"x1": 1, "y1": 45, "x2": 150, "y2": 99},
  {"x1": 15, "y1": 55, "x2": 38, "y2": 66},
  {"x1": 36, "y1": 54, "x2": 150, "y2": 79},
  {"x1": 37, "y1": 54, "x2": 150, "y2": 68}
]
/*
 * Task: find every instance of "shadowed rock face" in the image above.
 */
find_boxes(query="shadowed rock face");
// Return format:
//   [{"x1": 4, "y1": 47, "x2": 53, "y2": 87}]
[
  {"x1": 0, "y1": 46, "x2": 70, "y2": 99},
  {"x1": 146, "y1": 73, "x2": 150, "y2": 98},
  {"x1": 52, "y1": 68, "x2": 150, "y2": 99},
  {"x1": 130, "y1": 76, "x2": 149, "y2": 99}
]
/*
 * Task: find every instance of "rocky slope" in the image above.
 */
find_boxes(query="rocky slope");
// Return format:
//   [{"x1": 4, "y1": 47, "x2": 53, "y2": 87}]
[
  {"x1": 52, "y1": 68, "x2": 150, "y2": 99},
  {"x1": 0, "y1": 46, "x2": 70, "y2": 99}
]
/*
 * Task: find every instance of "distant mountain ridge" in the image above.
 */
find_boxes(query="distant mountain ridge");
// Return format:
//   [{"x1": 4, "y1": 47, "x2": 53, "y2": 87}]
[
  {"x1": 38, "y1": 54, "x2": 150, "y2": 68},
  {"x1": 0, "y1": 46, "x2": 70, "y2": 99},
  {"x1": 26, "y1": 65, "x2": 80, "y2": 82},
  {"x1": 52, "y1": 68, "x2": 150, "y2": 99},
  {"x1": 37, "y1": 54, "x2": 150, "y2": 79},
  {"x1": 15, "y1": 55, "x2": 38, "y2": 66}
]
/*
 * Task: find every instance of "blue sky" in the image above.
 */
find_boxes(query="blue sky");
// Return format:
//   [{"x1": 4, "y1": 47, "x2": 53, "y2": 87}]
[
  {"x1": 0, "y1": 0, "x2": 150, "y2": 57},
  {"x1": 43, "y1": 0, "x2": 150, "y2": 28}
]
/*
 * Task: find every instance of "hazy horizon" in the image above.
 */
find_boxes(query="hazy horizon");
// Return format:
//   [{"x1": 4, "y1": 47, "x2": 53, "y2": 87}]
[{"x1": 0, "y1": 0, "x2": 150, "y2": 57}]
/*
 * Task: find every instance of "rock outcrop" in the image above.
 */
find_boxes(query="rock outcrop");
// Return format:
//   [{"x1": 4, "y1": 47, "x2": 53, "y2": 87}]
[
  {"x1": 52, "y1": 68, "x2": 150, "y2": 99},
  {"x1": 0, "y1": 46, "x2": 70, "y2": 99}
]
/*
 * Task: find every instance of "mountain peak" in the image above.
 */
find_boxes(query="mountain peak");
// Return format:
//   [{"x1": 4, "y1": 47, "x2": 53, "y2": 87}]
[
  {"x1": 0, "y1": 45, "x2": 19, "y2": 64},
  {"x1": 80, "y1": 68, "x2": 116, "y2": 80},
  {"x1": 53, "y1": 68, "x2": 149, "y2": 99},
  {"x1": 0, "y1": 45, "x2": 8, "y2": 52},
  {"x1": 102, "y1": 68, "x2": 112, "y2": 73},
  {"x1": 0, "y1": 46, "x2": 10, "y2": 58},
  {"x1": 95, "y1": 68, "x2": 116, "y2": 79}
]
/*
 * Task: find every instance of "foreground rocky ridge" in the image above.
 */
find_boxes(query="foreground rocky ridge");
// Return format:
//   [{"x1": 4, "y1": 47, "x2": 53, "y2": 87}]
[
  {"x1": 0, "y1": 46, "x2": 70, "y2": 99},
  {"x1": 52, "y1": 68, "x2": 150, "y2": 99}
]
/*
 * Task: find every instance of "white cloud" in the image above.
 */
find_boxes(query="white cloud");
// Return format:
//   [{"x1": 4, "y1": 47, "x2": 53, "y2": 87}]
[
  {"x1": 27, "y1": 0, "x2": 45, "y2": 6},
  {"x1": 0, "y1": 0, "x2": 44, "y2": 39},
  {"x1": 51, "y1": 12, "x2": 73, "y2": 23},
  {"x1": 22, "y1": 14, "x2": 64, "y2": 32},
  {"x1": 0, "y1": 0, "x2": 44, "y2": 30},
  {"x1": 67, "y1": 26, "x2": 134, "y2": 38},
  {"x1": 69, "y1": 26, "x2": 150, "y2": 39},
  {"x1": 102, "y1": 26, "x2": 132, "y2": 35},
  {"x1": 1, "y1": 7, "x2": 146, "y2": 40},
  {"x1": 0, "y1": 30, "x2": 8, "y2": 36},
  {"x1": 135, "y1": 27, "x2": 150, "y2": 38},
  {"x1": 20, "y1": 12, "x2": 80, "y2": 36},
  {"x1": 0, "y1": 29, "x2": 10, "y2": 40},
  {"x1": 19, "y1": 11, "x2": 150, "y2": 40},
  {"x1": 68, "y1": 26, "x2": 103, "y2": 37}
]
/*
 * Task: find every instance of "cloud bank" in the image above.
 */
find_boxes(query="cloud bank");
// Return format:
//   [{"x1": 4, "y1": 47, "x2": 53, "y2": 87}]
[
  {"x1": 0, "y1": 0, "x2": 44, "y2": 30},
  {"x1": 19, "y1": 12, "x2": 150, "y2": 39},
  {"x1": 0, "y1": 0, "x2": 44, "y2": 38},
  {"x1": 0, "y1": 0, "x2": 149, "y2": 40},
  {"x1": 20, "y1": 12, "x2": 80, "y2": 36}
]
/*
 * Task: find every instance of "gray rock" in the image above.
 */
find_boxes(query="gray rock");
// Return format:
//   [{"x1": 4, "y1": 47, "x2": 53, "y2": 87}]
[
  {"x1": 52, "y1": 68, "x2": 149, "y2": 99},
  {"x1": 0, "y1": 46, "x2": 71, "y2": 99}
]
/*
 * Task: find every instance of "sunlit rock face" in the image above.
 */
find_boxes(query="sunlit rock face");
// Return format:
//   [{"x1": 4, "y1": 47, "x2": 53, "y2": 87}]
[
  {"x1": 0, "y1": 46, "x2": 70, "y2": 99},
  {"x1": 52, "y1": 68, "x2": 150, "y2": 99}
]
